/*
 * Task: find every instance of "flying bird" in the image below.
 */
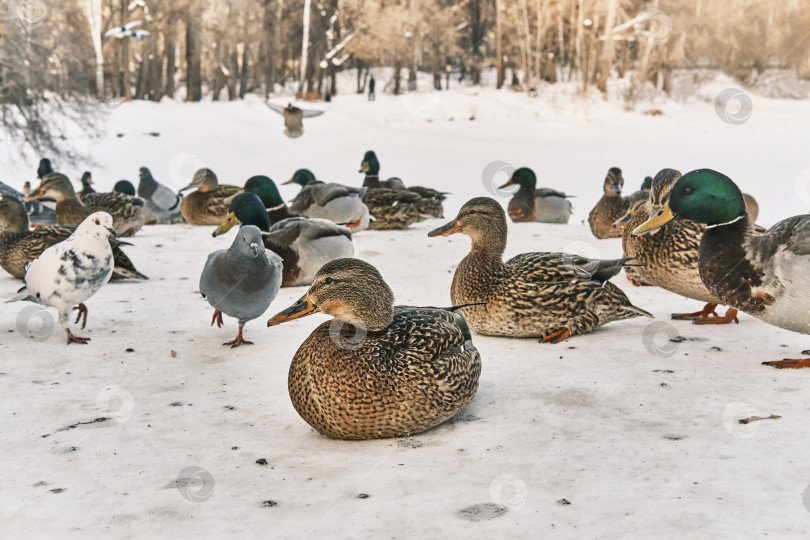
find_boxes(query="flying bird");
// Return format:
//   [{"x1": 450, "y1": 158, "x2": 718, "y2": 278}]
[
  {"x1": 104, "y1": 20, "x2": 149, "y2": 40},
  {"x1": 265, "y1": 102, "x2": 326, "y2": 138},
  {"x1": 7, "y1": 212, "x2": 116, "y2": 344}
]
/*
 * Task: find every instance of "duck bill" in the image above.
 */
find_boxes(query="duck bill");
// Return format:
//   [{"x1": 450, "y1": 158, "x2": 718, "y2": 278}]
[
  {"x1": 612, "y1": 213, "x2": 631, "y2": 228},
  {"x1": 179, "y1": 182, "x2": 199, "y2": 192},
  {"x1": 631, "y1": 203, "x2": 675, "y2": 236},
  {"x1": 267, "y1": 294, "x2": 320, "y2": 326},
  {"x1": 24, "y1": 189, "x2": 45, "y2": 201},
  {"x1": 212, "y1": 212, "x2": 239, "y2": 237},
  {"x1": 428, "y1": 219, "x2": 462, "y2": 237},
  {"x1": 497, "y1": 178, "x2": 515, "y2": 189},
  {"x1": 359, "y1": 161, "x2": 369, "y2": 173},
  {"x1": 281, "y1": 178, "x2": 295, "y2": 185},
  {"x1": 222, "y1": 189, "x2": 244, "y2": 205}
]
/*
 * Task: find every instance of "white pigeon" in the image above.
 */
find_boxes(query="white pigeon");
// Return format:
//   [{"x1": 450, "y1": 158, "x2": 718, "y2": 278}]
[{"x1": 7, "y1": 212, "x2": 116, "y2": 344}]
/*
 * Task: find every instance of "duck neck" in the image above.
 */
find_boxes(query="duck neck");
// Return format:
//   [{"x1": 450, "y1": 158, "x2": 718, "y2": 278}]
[
  {"x1": 467, "y1": 227, "x2": 507, "y2": 264},
  {"x1": 363, "y1": 174, "x2": 381, "y2": 189}
]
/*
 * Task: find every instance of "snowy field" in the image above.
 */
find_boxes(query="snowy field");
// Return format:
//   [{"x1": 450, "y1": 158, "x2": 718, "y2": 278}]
[{"x1": 2, "y1": 78, "x2": 810, "y2": 538}]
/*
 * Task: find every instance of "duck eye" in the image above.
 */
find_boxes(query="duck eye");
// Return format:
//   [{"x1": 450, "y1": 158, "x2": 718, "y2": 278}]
[
  {"x1": 467, "y1": 209, "x2": 476, "y2": 215},
  {"x1": 682, "y1": 187, "x2": 695, "y2": 195},
  {"x1": 324, "y1": 277, "x2": 335, "y2": 285}
]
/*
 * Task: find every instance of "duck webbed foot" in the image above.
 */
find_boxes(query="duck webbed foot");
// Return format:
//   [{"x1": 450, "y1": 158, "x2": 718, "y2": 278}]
[
  {"x1": 763, "y1": 351, "x2": 810, "y2": 369},
  {"x1": 539, "y1": 328, "x2": 571, "y2": 344}
]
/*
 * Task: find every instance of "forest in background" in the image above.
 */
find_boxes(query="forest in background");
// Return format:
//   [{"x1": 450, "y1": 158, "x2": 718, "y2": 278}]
[{"x1": 2, "y1": 0, "x2": 810, "y2": 158}]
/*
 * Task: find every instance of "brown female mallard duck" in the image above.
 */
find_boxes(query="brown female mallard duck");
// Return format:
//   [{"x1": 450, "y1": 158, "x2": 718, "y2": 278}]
[
  {"x1": 588, "y1": 167, "x2": 630, "y2": 239},
  {"x1": 498, "y1": 167, "x2": 573, "y2": 224},
  {"x1": 428, "y1": 197, "x2": 652, "y2": 342},
  {"x1": 268, "y1": 258, "x2": 481, "y2": 439},
  {"x1": 26, "y1": 172, "x2": 145, "y2": 236},
  {"x1": 179, "y1": 168, "x2": 241, "y2": 225},
  {"x1": 632, "y1": 169, "x2": 810, "y2": 368},
  {"x1": 0, "y1": 196, "x2": 147, "y2": 281},
  {"x1": 359, "y1": 150, "x2": 445, "y2": 224}
]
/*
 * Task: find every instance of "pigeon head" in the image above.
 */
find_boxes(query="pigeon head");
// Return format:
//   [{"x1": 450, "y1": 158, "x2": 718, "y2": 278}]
[
  {"x1": 284, "y1": 168, "x2": 316, "y2": 187},
  {"x1": 26, "y1": 173, "x2": 76, "y2": 202},
  {"x1": 230, "y1": 225, "x2": 264, "y2": 258},
  {"x1": 37, "y1": 158, "x2": 53, "y2": 179},
  {"x1": 359, "y1": 151, "x2": 380, "y2": 175},
  {"x1": 0, "y1": 196, "x2": 29, "y2": 233},
  {"x1": 113, "y1": 180, "x2": 136, "y2": 196},
  {"x1": 76, "y1": 212, "x2": 116, "y2": 239},
  {"x1": 181, "y1": 168, "x2": 219, "y2": 193}
]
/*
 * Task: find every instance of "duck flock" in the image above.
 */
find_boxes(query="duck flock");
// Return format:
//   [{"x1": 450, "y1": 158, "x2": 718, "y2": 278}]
[{"x1": 1, "y1": 151, "x2": 808, "y2": 441}]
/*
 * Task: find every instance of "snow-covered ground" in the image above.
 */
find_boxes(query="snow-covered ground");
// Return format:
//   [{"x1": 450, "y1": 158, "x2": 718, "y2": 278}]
[{"x1": 2, "y1": 79, "x2": 810, "y2": 538}]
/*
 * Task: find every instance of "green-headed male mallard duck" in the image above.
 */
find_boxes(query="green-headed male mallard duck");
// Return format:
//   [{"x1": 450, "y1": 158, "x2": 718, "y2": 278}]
[
  {"x1": 0, "y1": 197, "x2": 147, "y2": 281},
  {"x1": 360, "y1": 150, "x2": 445, "y2": 219},
  {"x1": 633, "y1": 169, "x2": 810, "y2": 368},
  {"x1": 213, "y1": 192, "x2": 353, "y2": 287},
  {"x1": 498, "y1": 167, "x2": 573, "y2": 224},
  {"x1": 429, "y1": 197, "x2": 652, "y2": 342},
  {"x1": 284, "y1": 169, "x2": 371, "y2": 232},
  {"x1": 179, "y1": 168, "x2": 241, "y2": 225},
  {"x1": 226, "y1": 175, "x2": 300, "y2": 224},
  {"x1": 267, "y1": 258, "x2": 481, "y2": 439},
  {"x1": 588, "y1": 167, "x2": 630, "y2": 238},
  {"x1": 26, "y1": 173, "x2": 145, "y2": 237},
  {"x1": 79, "y1": 171, "x2": 96, "y2": 198}
]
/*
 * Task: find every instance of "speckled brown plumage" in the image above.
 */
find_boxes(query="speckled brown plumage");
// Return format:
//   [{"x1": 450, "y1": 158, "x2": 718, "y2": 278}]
[
  {"x1": 622, "y1": 169, "x2": 721, "y2": 304},
  {"x1": 180, "y1": 169, "x2": 241, "y2": 225},
  {"x1": 0, "y1": 197, "x2": 146, "y2": 281},
  {"x1": 431, "y1": 197, "x2": 652, "y2": 340},
  {"x1": 28, "y1": 173, "x2": 144, "y2": 236},
  {"x1": 588, "y1": 167, "x2": 629, "y2": 239},
  {"x1": 269, "y1": 258, "x2": 480, "y2": 440},
  {"x1": 362, "y1": 188, "x2": 425, "y2": 230}
]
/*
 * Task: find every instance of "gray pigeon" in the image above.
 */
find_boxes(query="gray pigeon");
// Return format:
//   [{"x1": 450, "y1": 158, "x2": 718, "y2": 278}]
[
  {"x1": 137, "y1": 167, "x2": 184, "y2": 224},
  {"x1": 199, "y1": 224, "x2": 282, "y2": 347},
  {"x1": 7, "y1": 212, "x2": 116, "y2": 344}
]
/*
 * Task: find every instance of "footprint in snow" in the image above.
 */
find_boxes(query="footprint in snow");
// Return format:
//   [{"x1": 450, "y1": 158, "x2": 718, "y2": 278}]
[{"x1": 457, "y1": 503, "x2": 507, "y2": 522}]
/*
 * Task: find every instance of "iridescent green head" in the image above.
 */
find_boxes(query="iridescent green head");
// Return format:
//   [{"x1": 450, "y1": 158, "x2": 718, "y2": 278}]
[
  {"x1": 359, "y1": 150, "x2": 380, "y2": 175},
  {"x1": 668, "y1": 169, "x2": 747, "y2": 226},
  {"x1": 113, "y1": 180, "x2": 136, "y2": 196},
  {"x1": 244, "y1": 175, "x2": 284, "y2": 208},
  {"x1": 286, "y1": 169, "x2": 316, "y2": 187},
  {"x1": 501, "y1": 167, "x2": 537, "y2": 190}
]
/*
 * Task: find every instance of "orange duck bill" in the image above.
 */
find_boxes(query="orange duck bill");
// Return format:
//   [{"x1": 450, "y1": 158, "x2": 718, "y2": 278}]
[
  {"x1": 24, "y1": 190, "x2": 45, "y2": 201},
  {"x1": 428, "y1": 219, "x2": 461, "y2": 237},
  {"x1": 267, "y1": 294, "x2": 320, "y2": 326}
]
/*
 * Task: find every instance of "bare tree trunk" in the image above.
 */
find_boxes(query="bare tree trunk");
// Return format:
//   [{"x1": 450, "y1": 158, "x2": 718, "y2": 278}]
[
  {"x1": 164, "y1": 14, "x2": 177, "y2": 98},
  {"x1": 120, "y1": 0, "x2": 131, "y2": 100},
  {"x1": 298, "y1": 0, "x2": 311, "y2": 94},
  {"x1": 597, "y1": 0, "x2": 617, "y2": 95},
  {"x1": 495, "y1": 0, "x2": 504, "y2": 88},
  {"x1": 185, "y1": 0, "x2": 203, "y2": 101},
  {"x1": 239, "y1": 0, "x2": 250, "y2": 99}
]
